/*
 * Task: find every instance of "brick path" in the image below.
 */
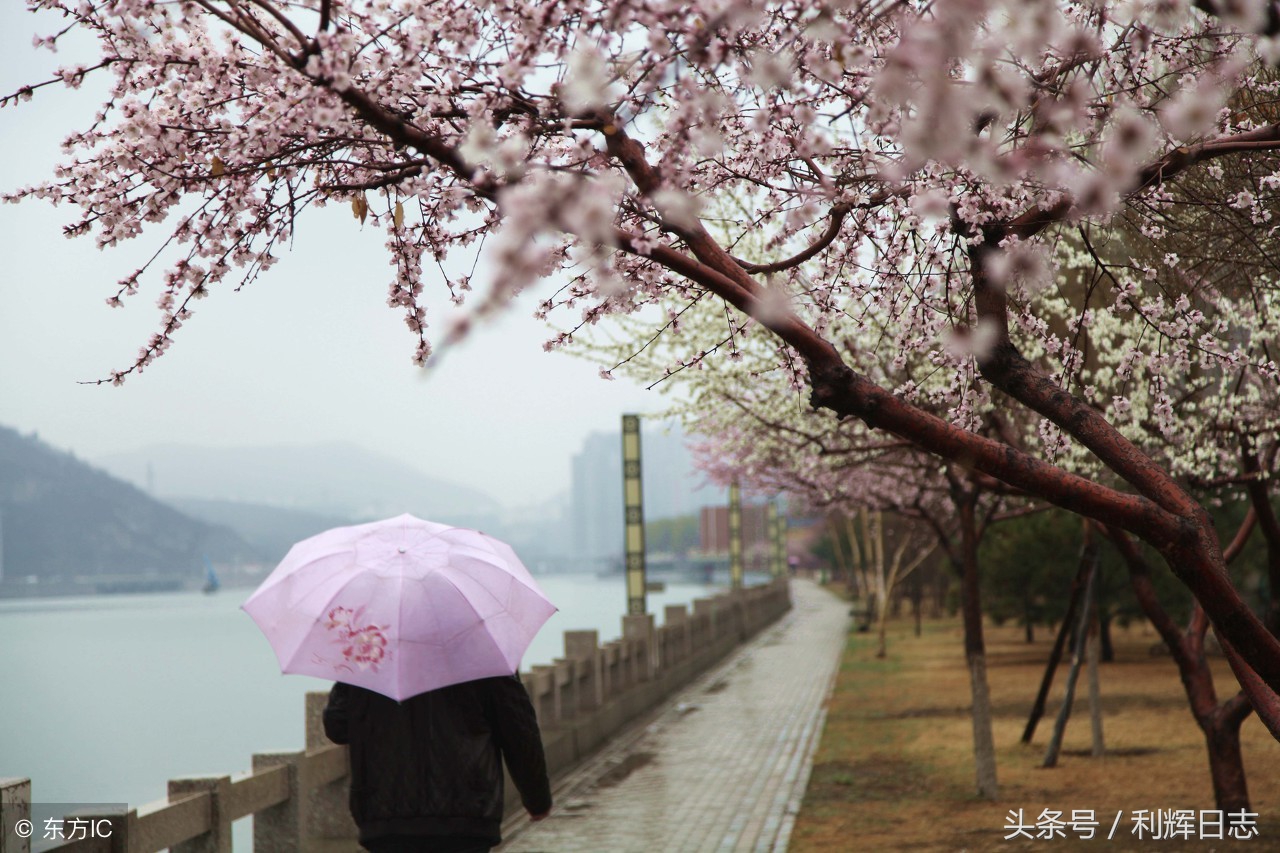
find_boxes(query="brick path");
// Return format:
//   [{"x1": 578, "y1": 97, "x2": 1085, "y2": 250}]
[{"x1": 496, "y1": 579, "x2": 849, "y2": 853}]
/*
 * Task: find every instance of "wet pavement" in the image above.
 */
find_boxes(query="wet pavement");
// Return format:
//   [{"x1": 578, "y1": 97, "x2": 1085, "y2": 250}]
[{"x1": 496, "y1": 579, "x2": 850, "y2": 853}]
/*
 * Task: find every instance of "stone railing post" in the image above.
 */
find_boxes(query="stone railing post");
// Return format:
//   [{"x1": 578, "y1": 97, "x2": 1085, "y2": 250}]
[
  {"x1": 252, "y1": 751, "x2": 308, "y2": 853},
  {"x1": 530, "y1": 665, "x2": 558, "y2": 724},
  {"x1": 655, "y1": 623, "x2": 672, "y2": 670},
  {"x1": 743, "y1": 586, "x2": 759, "y2": 633},
  {"x1": 602, "y1": 642, "x2": 621, "y2": 696},
  {"x1": 304, "y1": 692, "x2": 358, "y2": 842},
  {"x1": 693, "y1": 598, "x2": 715, "y2": 645},
  {"x1": 733, "y1": 588, "x2": 749, "y2": 640},
  {"x1": 304, "y1": 691, "x2": 330, "y2": 750},
  {"x1": 693, "y1": 609, "x2": 710, "y2": 655},
  {"x1": 168, "y1": 776, "x2": 231, "y2": 853},
  {"x1": 664, "y1": 605, "x2": 690, "y2": 665},
  {"x1": 70, "y1": 806, "x2": 129, "y2": 853},
  {"x1": 552, "y1": 659, "x2": 576, "y2": 721},
  {"x1": 620, "y1": 639, "x2": 633, "y2": 688},
  {"x1": 564, "y1": 630, "x2": 602, "y2": 712},
  {"x1": 1, "y1": 778, "x2": 31, "y2": 853},
  {"x1": 622, "y1": 613, "x2": 656, "y2": 680}
]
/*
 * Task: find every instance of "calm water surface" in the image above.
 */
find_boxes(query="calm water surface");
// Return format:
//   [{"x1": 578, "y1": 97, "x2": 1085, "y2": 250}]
[{"x1": 0, "y1": 573, "x2": 725, "y2": 817}]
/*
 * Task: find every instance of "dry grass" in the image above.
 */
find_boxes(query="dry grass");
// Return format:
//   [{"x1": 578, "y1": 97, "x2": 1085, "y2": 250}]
[{"x1": 791, "y1": 599, "x2": 1280, "y2": 852}]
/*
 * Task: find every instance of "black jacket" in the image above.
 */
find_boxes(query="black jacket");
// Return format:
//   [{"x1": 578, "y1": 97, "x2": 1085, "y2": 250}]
[{"x1": 322, "y1": 675, "x2": 552, "y2": 844}]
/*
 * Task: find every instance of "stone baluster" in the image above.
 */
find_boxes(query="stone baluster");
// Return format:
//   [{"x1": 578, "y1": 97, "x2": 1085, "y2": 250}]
[
  {"x1": 530, "y1": 665, "x2": 558, "y2": 724},
  {"x1": 603, "y1": 641, "x2": 620, "y2": 696},
  {"x1": 693, "y1": 598, "x2": 715, "y2": 647},
  {"x1": 303, "y1": 692, "x2": 358, "y2": 841},
  {"x1": 664, "y1": 605, "x2": 690, "y2": 666},
  {"x1": 622, "y1": 613, "x2": 655, "y2": 680},
  {"x1": 1, "y1": 778, "x2": 31, "y2": 853},
  {"x1": 167, "y1": 776, "x2": 231, "y2": 853},
  {"x1": 564, "y1": 630, "x2": 602, "y2": 712},
  {"x1": 552, "y1": 660, "x2": 576, "y2": 721},
  {"x1": 251, "y1": 751, "x2": 308, "y2": 853}
]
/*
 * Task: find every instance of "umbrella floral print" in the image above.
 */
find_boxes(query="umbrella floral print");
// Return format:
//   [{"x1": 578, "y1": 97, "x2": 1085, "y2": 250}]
[
  {"x1": 323, "y1": 605, "x2": 391, "y2": 674},
  {"x1": 243, "y1": 514, "x2": 557, "y2": 701}
]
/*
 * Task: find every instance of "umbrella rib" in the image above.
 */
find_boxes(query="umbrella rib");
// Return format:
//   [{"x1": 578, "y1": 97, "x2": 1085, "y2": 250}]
[
  {"x1": 436, "y1": 571, "x2": 520, "y2": 673},
  {"x1": 395, "y1": 561, "x2": 408, "y2": 700}
]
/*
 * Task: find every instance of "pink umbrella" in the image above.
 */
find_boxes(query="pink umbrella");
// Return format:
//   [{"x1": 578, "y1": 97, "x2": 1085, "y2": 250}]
[{"x1": 242, "y1": 514, "x2": 557, "y2": 701}]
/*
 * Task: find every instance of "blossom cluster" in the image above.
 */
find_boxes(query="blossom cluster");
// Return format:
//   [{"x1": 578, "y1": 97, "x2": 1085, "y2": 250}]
[{"x1": 4, "y1": 0, "x2": 1278, "y2": 497}]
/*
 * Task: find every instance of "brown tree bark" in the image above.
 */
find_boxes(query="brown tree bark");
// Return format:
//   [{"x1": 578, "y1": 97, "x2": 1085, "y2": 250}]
[
  {"x1": 1087, "y1": 606, "x2": 1105, "y2": 758},
  {"x1": 1023, "y1": 541, "x2": 1097, "y2": 743},
  {"x1": 1043, "y1": 551, "x2": 1098, "y2": 768},
  {"x1": 1241, "y1": 442, "x2": 1280, "y2": 634},
  {"x1": 952, "y1": 473, "x2": 999, "y2": 799},
  {"x1": 1105, "y1": 526, "x2": 1254, "y2": 811}
]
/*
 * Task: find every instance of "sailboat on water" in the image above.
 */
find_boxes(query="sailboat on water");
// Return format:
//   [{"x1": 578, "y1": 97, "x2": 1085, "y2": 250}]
[{"x1": 201, "y1": 556, "x2": 221, "y2": 594}]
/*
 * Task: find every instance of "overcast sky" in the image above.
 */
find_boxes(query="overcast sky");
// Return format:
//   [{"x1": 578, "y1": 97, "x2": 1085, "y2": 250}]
[{"x1": 0, "y1": 8, "x2": 677, "y2": 509}]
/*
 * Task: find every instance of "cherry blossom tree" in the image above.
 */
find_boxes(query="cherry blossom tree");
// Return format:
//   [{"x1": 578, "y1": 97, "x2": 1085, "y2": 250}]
[
  {"x1": 633, "y1": 303, "x2": 1022, "y2": 799},
  {"x1": 631, "y1": 275, "x2": 1275, "y2": 809},
  {"x1": 827, "y1": 508, "x2": 935, "y2": 659},
  {"x1": 7, "y1": 0, "x2": 1280, "y2": 735}
]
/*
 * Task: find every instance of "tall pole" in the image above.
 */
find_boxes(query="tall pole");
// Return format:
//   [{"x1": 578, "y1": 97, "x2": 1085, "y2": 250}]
[
  {"x1": 780, "y1": 515, "x2": 789, "y2": 575},
  {"x1": 769, "y1": 502, "x2": 787, "y2": 577},
  {"x1": 621, "y1": 414, "x2": 647, "y2": 615},
  {"x1": 729, "y1": 480, "x2": 743, "y2": 590},
  {"x1": 767, "y1": 503, "x2": 780, "y2": 577}
]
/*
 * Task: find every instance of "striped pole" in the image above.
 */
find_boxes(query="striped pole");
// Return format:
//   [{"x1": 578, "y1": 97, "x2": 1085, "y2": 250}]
[
  {"x1": 729, "y1": 480, "x2": 743, "y2": 590},
  {"x1": 621, "y1": 414, "x2": 647, "y2": 614},
  {"x1": 767, "y1": 502, "x2": 781, "y2": 577},
  {"x1": 779, "y1": 514, "x2": 789, "y2": 575}
]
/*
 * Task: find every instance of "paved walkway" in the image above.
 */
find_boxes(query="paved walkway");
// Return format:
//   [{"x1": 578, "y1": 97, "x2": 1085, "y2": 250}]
[{"x1": 496, "y1": 579, "x2": 850, "y2": 853}]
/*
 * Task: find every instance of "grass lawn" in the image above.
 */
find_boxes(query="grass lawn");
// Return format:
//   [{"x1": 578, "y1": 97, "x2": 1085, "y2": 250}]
[{"x1": 790, "y1": 591, "x2": 1280, "y2": 851}]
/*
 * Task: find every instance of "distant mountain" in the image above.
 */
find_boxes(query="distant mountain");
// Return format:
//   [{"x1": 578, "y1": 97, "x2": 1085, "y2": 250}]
[
  {"x1": 171, "y1": 497, "x2": 357, "y2": 565},
  {"x1": 0, "y1": 426, "x2": 261, "y2": 585},
  {"x1": 94, "y1": 442, "x2": 501, "y2": 523}
]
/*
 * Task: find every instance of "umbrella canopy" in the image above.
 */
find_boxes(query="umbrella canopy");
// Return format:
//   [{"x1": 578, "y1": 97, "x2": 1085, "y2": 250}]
[{"x1": 242, "y1": 514, "x2": 556, "y2": 701}]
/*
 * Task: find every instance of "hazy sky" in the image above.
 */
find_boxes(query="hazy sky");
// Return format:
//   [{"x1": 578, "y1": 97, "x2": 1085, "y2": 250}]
[{"x1": 0, "y1": 9, "x2": 676, "y2": 509}]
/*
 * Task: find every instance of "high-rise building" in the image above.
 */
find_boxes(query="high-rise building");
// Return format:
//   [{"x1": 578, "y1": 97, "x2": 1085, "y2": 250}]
[{"x1": 569, "y1": 421, "x2": 725, "y2": 566}]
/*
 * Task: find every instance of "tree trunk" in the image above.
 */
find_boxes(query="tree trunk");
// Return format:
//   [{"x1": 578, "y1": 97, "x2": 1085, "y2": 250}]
[
  {"x1": 1087, "y1": 612, "x2": 1104, "y2": 757},
  {"x1": 1043, "y1": 557, "x2": 1098, "y2": 767},
  {"x1": 1022, "y1": 543, "x2": 1095, "y2": 744},
  {"x1": 826, "y1": 514, "x2": 851, "y2": 588},
  {"x1": 968, "y1": 650, "x2": 999, "y2": 799},
  {"x1": 1204, "y1": 709, "x2": 1251, "y2": 815},
  {"x1": 1240, "y1": 443, "x2": 1280, "y2": 635},
  {"x1": 1099, "y1": 609, "x2": 1115, "y2": 663},
  {"x1": 1105, "y1": 526, "x2": 1255, "y2": 811},
  {"x1": 1023, "y1": 586, "x2": 1035, "y2": 643},
  {"x1": 873, "y1": 511, "x2": 889, "y2": 658},
  {"x1": 955, "y1": 480, "x2": 998, "y2": 798},
  {"x1": 911, "y1": 575, "x2": 923, "y2": 637}
]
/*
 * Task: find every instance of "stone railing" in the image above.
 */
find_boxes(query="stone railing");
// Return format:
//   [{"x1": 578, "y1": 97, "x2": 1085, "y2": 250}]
[{"x1": 1, "y1": 579, "x2": 791, "y2": 853}]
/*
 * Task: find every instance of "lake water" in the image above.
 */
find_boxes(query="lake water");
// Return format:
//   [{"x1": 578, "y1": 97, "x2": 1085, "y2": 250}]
[{"x1": 0, "y1": 573, "x2": 730, "y2": 829}]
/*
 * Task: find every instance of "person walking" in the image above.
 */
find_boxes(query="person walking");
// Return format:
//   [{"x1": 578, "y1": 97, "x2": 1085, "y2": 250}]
[
  {"x1": 244, "y1": 517, "x2": 559, "y2": 851},
  {"x1": 323, "y1": 674, "x2": 553, "y2": 853}
]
